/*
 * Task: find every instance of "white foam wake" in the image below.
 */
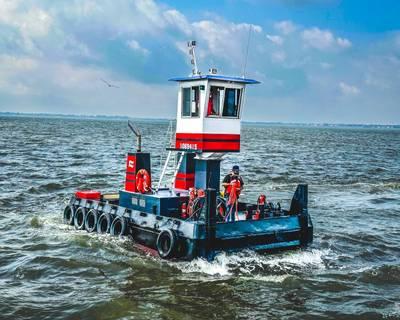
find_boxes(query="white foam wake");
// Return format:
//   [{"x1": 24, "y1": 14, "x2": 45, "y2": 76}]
[{"x1": 174, "y1": 248, "x2": 331, "y2": 277}]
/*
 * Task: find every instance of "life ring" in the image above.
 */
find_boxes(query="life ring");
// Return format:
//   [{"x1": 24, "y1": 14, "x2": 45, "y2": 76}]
[
  {"x1": 156, "y1": 229, "x2": 177, "y2": 259},
  {"x1": 136, "y1": 169, "x2": 151, "y2": 193}
]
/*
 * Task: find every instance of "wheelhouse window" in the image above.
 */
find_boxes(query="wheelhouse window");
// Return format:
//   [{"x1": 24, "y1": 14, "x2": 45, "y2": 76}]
[
  {"x1": 222, "y1": 88, "x2": 241, "y2": 117},
  {"x1": 182, "y1": 86, "x2": 200, "y2": 117},
  {"x1": 206, "y1": 86, "x2": 224, "y2": 116}
]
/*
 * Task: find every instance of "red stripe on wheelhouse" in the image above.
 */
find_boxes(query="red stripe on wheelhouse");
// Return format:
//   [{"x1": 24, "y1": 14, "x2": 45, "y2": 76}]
[{"x1": 175, "y1": 133, "x2": 240, "y2": 152}]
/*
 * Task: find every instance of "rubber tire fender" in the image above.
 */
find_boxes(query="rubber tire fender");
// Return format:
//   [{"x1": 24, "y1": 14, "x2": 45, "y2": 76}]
[
  {"x1": 97, "y1": 212, "x2": 112, "y2": 234},
  {"x1": 74, "y1": 207, "x2": 86, "y2": 230},
  {"x1": 110, "y1": 216, "x2": 127, "y2": 237},
  {"x1": 156, "y1": 229, "x2": 178, "y2": 259},
  {"x1": 63, "y1": 205, "x2": 75, "y2": 225},
  {"x1": 85, "y1": 209, "x2": 98, "y2": 233}
]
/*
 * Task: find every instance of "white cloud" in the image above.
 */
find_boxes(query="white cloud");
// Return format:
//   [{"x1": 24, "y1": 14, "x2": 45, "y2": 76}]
[
  {"x1": 337, "y1": 37, "x2": 352, "y2": 48},
  {"x1": 302, "y1": 27, "x2": 351, "y2": 51},
  {"x1": 0, "y1": 55, "x2": 38, "y2": 71},
  {"x1": 191, "y1": 20, "x2": 262, "y2": 65},
  {"x1": 163, "y1": 9, "x2": 192, "y2": 36},
  {"x1": 266, "y1": 34, "x2": 284, "y2": 45},
  {"x1": 0, "y1": 1, "x2": 53, "y2": 54},
  {"x1": 274, "y1": 20, "x2": 296, "y2": 35},
  {"x1": 271, "y1": 51, "x2": 286, "y2": 63},
  {"x1": 339, "y1": 82, "x2": 360, "y2": 95},
  {"x1": 126, "y1": 40, "x2": 150, "y2": 55},
  {"x1": 0, "y1": 2, "x2": 52, "y2": 38},
  {"x1": 0, "y1": 54, "x2": 39, "y2": 95}
]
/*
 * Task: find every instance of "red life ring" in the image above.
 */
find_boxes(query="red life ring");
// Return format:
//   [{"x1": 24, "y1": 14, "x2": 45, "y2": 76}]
[{"x1": 136, "y1": 169, "x2": 151, "y2": 193}]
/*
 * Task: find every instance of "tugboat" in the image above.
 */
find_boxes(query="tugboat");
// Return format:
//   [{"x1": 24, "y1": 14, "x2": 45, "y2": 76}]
[{"x1": 63, "y1": 41, "x2": 313, "y2": 260}]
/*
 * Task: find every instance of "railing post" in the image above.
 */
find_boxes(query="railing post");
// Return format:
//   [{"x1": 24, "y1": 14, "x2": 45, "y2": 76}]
[{"x1": 205, "y1": 188, "x2": 217, "y2": 256}]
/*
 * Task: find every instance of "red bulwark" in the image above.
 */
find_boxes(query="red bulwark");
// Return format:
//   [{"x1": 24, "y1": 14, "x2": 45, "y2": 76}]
[
  {"x1": 175, "y1": 133, "x2": 240, "y2": 152},
  {"x1": 75, "y1": 190, "x2": 101, "y2": 200},
  {"x1": 125, "y1": 154, "x2": 137, "y2": 192}
]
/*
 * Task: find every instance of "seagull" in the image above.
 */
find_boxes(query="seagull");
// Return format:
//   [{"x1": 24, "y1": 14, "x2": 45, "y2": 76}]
[{"x1": 101, "y1": 78, "x2": 119, "y2": 88}]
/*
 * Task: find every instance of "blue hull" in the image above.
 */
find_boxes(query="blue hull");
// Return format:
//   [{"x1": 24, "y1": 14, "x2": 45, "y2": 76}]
[{"x1": 63, "y1": 185, "x2": 313, "y2": 261}]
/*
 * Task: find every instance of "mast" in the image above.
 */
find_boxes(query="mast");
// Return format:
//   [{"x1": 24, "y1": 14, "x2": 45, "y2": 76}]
[{"x1": 188, "y1": 40, "x2": 200, "y2": 76}]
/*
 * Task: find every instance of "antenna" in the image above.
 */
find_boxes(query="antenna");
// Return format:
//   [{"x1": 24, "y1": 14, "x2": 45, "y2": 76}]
[
  {"x1": 188, "y1": 40, "x2": 200, "y2": 76},
  {"x1": 242, "y1": 25, "x2": 252, "y2": 78},
  {"x1": 128, "y1": 120, "x2": 142, "y2": 152}
]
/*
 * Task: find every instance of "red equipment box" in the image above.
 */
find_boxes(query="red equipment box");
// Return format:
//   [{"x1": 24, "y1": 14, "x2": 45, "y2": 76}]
[{"x1": 75, "y1": 190, "x2": 101, "y2": 200}]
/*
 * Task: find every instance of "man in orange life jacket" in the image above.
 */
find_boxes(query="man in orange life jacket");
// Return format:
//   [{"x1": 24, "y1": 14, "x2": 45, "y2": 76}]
[{"x1": 222, "y1": 165, "x2": 244, "y2": 222}]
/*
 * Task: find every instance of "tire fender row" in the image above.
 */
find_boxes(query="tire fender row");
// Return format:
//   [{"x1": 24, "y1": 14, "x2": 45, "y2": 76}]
[{"x1": 63, "y1": 197, "x2": 187, "y2": 259}]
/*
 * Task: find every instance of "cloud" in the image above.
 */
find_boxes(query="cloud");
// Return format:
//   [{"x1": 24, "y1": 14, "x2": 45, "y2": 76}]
[
  {"x1": 274, "y1": 20, "x2": 296, "y2": 35},
  {"x1": 163, "y1": 9, "x2": 192, "y2": 36},
  {"x1": 191, "y1": 20, "x2": 262, "y2": 66},
  {"x1": 0, "y1": 54, "x2": 39, "y2": 95},
  {"x1": 0, "y1": 1, "x2": 52, "y2": 38},
  {"x1": 337, "y1": 37, "x2": 352, "y2": 48},
  {"x1": 339, "y1": 82, "x2": 360, "y2": 95},
  {"x1": 271, "y1": 51, "x2": 286, "y2": 62},
  {"x1": 302, "y1": 27, "x2": 351, "y2": 50},
  {"x1": 126, "y1": 40, "x2": 150, "y2": 55},
  {"x1": 266, "y1": 34, "x2": 284, "y2": 45}
]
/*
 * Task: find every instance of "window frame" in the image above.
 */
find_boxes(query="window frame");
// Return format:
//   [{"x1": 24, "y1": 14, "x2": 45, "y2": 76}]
[
  {"x1": 206, "y1": 86, "x2": 225, "y2": 117},
  {"x1": 222, "y1": 87, "x2": 242, "y2": 118},
  {"x1": 181, "y1": 85, "x2": 201, "y2": 118},
  {"x1": 206, "y1": 85, "x2": 242, "y2": 119}
]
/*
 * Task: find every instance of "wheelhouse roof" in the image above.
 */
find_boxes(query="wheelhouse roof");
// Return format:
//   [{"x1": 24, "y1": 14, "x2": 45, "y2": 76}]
[{"x1": 168, "y1": 74, "x2": 260, "y2": 84}]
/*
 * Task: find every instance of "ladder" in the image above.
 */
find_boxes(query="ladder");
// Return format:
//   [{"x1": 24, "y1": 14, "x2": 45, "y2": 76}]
[
  {"x1": 171, "y1": 151, "x2": 185, "y2": 187},
  {"x1": 156, "y1": 151, "x2": 185, "y2": 191}
]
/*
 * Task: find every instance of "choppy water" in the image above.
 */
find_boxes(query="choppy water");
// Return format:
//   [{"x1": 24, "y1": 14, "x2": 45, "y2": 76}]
[{"x1": 1, "y1": 116, "x2": 399, "y2": 320}]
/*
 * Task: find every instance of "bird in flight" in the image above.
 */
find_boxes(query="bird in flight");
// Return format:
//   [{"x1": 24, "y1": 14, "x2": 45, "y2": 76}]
[{"x1": 101, "y1": 78, "x2": 119, "y2": 88}]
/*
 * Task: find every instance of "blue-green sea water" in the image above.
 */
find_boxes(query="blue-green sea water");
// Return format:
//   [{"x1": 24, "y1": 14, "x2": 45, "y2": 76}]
[{"x1": 0, "y1": 116, "x2": 399, "y2": 319}]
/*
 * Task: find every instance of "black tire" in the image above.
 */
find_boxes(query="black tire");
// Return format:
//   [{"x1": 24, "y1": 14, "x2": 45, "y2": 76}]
[
  {"x1": 110, "y1": 216, "x2": 127, "y2": 237},
  {"x1": 97, "y1": 213, "x2": 112, "y2": 234},
  {"x1": 156, "y1": 229, "x2": 177, "y2": 259},
  {"x1": 74, "y1": 207, "x2": 86, "y2": 230},
  {"x1": 63, "y1": 205, "x2": 75, "y2": 225},
  {"x1": 85, "y1": 209, "x2": 98, "y2": 233}
]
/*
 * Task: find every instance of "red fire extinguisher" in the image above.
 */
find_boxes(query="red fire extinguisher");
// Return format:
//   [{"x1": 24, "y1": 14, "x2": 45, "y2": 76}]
[{"x1": 181, "y1": 202, "x2": 188, "y2": 219}]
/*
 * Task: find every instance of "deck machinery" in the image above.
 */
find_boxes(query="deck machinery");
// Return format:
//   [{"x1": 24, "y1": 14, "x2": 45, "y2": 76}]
[{"x1": 63, "y1": 44, "x2": 313, "y2": 260}]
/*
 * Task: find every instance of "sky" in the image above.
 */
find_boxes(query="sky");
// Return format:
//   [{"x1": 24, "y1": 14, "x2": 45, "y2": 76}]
[{"x1": 0, "y1": 0, "x2": 399, "y2": 124}]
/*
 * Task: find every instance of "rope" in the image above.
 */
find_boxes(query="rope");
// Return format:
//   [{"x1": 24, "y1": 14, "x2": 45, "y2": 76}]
[{"x1": 225, "y1": 181, "x2": 240, "y2": 222}]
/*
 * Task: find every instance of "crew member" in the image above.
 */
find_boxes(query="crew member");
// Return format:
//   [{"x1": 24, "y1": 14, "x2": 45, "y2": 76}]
[{"x1": 222, "y1": 165, "x2": 244, "y2": 222}]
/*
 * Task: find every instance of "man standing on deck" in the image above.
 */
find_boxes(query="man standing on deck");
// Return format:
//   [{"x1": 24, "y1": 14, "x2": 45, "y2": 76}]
[{"x1": 222, "y1": 165, "x2": 244, "y2": 222}]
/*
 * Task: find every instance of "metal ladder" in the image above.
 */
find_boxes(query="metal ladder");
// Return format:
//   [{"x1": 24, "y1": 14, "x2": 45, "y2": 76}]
[
  {"x1": 156, "y1": 120, "x2": 186, "y2": 191},
  {"x1": 171, "y1": 151, "x2": 185, "y2": 187},
  {"x1": 156, "y1": 151, "x2": 185, "y2": 191}
]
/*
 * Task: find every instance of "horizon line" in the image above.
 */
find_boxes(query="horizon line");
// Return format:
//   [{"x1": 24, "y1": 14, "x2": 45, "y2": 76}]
[{"x1": 1, "y1": 111, "x2": 399, "y2": 127}]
